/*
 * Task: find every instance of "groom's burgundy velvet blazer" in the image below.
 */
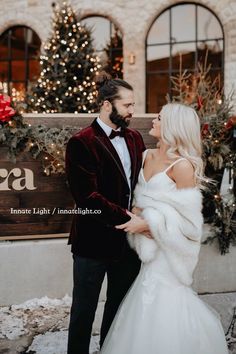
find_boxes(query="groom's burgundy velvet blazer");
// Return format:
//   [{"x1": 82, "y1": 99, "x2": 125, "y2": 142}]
[{"x1": 65, "y1": 119, "x2": 145, "y2": 260}]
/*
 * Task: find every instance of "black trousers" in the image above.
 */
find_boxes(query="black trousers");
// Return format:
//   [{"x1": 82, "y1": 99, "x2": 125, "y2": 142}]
[{"x1": 67, "y1": 247, "x2": 140, "y2": 354}]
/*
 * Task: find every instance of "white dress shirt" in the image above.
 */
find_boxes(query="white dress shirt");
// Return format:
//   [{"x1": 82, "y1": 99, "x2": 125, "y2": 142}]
[{"x1": 96, "y1": 117, "x2": 131, "y2": 190}]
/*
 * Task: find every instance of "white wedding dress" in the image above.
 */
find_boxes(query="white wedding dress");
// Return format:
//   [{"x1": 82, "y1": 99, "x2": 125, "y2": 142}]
[{"x1": 101, "y1": 152, "x2": 228, "y2": 354}]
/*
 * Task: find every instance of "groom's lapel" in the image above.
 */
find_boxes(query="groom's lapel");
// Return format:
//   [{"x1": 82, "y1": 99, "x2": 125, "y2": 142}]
[
  {"x1": 124, "y1": 129, "x2": 137, "y2": 190},
  {"x1": 91, "y1": 119, "x2": 130, "y2": 187}
]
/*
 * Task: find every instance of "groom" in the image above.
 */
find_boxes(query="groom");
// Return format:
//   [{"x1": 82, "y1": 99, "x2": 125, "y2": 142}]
[{"x1": 66, "y1": 72, "x2": 145, "y2": 354}]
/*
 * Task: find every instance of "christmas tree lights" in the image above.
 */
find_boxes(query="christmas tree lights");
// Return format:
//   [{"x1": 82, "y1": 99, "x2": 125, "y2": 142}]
[{"x1": 28, "y1": 1, "x2": 101, "y2": 113}]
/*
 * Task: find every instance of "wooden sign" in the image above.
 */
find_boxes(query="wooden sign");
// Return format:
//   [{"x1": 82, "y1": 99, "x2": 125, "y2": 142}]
[{"x1": 0, "y1": 147, "x2": 74, "y2": 239}]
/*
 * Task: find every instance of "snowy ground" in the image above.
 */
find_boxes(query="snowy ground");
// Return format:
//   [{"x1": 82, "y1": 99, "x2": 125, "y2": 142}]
[{"x1": 0, "y1": 293, "x2": 236, "y2": 354}]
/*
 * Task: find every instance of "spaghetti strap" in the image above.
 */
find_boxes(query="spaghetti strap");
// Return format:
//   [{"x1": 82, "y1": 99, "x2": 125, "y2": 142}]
[
  {"x1": 142, "y1": 149, "x2": 149, "y2": 168},
  {"x1": 164, "y1": 158, "x2": 188, "y2": 173}
]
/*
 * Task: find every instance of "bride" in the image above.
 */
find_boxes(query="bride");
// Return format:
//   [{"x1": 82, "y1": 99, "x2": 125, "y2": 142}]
[{"x1": 100, "y1": 103, "x2": 228, "y2": 354}]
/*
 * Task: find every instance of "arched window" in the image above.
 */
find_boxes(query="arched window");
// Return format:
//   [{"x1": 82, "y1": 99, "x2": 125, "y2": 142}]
[
  {"x1": 81, "y1": 16, "x2": 123, "y2": 78},
  {"x1": 146, "y1": 4, "x2": 224, "y2": 112},
  {"x1": 0, "y1": 26, "x2": 41, "y2": 103}
]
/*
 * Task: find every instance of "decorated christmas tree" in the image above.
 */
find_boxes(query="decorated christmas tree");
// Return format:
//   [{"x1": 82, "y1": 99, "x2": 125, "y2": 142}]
[
  {"x1": 28, "y1": 1, "x2": 101, "y2": 113},
  {"x1": 169, "y1": 60, "x2": 236, "y2": 254}
]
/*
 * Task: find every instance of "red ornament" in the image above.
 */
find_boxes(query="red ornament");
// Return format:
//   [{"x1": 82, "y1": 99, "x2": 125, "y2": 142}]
[
  {"x1": 225, "y1": 117, "x2": 234, "y2": 130},
  {"x1": 0, "y1": 94, "x2": 16, "y2": 123},
  {"x1": 197, "y1": 95, "x2": 203, "y2": 110},
  {"x1": 201, "y1": 123, "x2": 209, "y2": 136}
]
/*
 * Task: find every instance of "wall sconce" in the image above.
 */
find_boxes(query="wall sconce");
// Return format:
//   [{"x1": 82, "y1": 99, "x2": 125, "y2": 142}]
[{"x1": 128, "y1": 52, "x2": 136, "y2": 65}]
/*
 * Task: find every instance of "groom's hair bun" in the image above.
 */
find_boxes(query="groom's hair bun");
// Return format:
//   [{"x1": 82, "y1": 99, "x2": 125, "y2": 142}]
[
  {"x1": 95, "y1": 71, "x2": 133, "y2": 108},
  {"x1": 95, "y1": 71, "x2": 112, "y2": 90}
]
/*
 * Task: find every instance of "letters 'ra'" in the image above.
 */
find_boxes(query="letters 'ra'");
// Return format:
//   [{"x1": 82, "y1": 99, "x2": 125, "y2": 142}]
[{"x1": 0, "y1": 168, "x2": 37, "y2": 191}]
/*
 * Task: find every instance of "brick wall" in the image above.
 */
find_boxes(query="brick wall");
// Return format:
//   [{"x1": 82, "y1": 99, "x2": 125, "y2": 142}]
[{"x1": 0, "y1": 0, "x2": 235, "y2": 112}]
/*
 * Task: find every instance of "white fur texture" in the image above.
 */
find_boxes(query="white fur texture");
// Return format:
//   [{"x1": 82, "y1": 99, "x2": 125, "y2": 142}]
[{"x1": 127, "y1": 187, "x2": 203, "y2": 286}]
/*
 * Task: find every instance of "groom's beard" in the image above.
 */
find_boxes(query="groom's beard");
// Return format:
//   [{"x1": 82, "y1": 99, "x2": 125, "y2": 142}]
[{"x1": 109, "y1": 104, "x2": 132, "y2": 129}]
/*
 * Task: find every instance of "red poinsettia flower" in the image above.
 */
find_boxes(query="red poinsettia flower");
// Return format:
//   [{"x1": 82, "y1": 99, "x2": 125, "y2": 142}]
[
  {"x1": 201, "y1": 123, "x2": 209, "y2": 137},
  {"x1": 0, "y1": 94, "x2": 16, "y2": 123}
]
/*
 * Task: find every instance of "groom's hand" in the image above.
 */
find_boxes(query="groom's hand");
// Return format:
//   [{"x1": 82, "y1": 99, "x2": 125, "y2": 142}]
[
  {"x1": 115, "y1": 210, "x2": 151, "y2": 235},
  {"x1": 131, "y1": 206, "x2": 142, "y2": 215}
]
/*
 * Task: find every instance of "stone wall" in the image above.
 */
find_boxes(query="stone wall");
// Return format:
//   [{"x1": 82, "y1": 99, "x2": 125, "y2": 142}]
[{"x1": 0, "y1": 0, "x2": 236, "y2": 112}]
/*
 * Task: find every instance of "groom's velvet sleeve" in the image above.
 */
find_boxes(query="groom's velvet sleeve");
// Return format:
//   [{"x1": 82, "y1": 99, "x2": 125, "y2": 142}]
[{"x1": 66, "y1": 136, "x2": 130, "y2": 226}]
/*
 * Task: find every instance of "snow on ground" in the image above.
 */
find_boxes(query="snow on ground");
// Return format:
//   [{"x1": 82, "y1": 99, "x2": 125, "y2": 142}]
[
  {"x1": 0, "y1": 293, "x2": 235, "y2": 354},
  {"x1": 11, "y1": 295, "x2": 72, "y2": 311},
  {"x1": 0, "y1": 311, "x2": 26, "y2": 340},
  {"x1": 26, "y1": 331, "x2": 100, "y2": 354}
]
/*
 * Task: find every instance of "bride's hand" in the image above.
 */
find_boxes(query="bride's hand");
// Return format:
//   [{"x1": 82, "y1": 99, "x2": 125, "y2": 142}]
[
  {"x1": 116, "y1": 210, "x2": 151, "y2": 235},
  {"x1": 142, "y1": 231, "x2": 153, "y2": 239}
]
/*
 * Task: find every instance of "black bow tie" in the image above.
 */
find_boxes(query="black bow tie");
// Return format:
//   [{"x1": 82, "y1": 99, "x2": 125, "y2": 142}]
[{"x1": 109, "y1": 129, "x2": 125, "y2": 139}]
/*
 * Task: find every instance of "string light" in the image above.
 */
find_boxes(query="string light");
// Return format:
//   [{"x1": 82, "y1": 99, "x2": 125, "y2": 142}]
[{"x1": 29, "y1": 1, "x2": 99, "y2": 115}]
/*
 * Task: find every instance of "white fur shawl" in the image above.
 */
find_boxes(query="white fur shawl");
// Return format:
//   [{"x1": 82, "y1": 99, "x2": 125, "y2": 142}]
[{"x1": 127, "y1": 185, "x2": 203, "y2": 286}]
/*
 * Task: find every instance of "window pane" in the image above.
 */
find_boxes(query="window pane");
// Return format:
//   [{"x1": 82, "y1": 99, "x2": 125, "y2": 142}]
[
  {"x1": 0, "y1": 33, "x2": 8, "y2": 59},
  {"x1": 147, "y1": 10, "x2": 170, "y2": 45},
  {"x1": 171, "y1": 4, "x2": 196, "y2": 42},
  {"x1": 28, "y1": 30, "x2": 41, "y2": 58},
  {"x1": 198, "y1": 7, "x2": 223, "y2": 40},
  {"x1": 81, "y1": 16, "x2": 123, "y2": 77},
  {"x1": 81, "y1": 17, "x2": 111, "y2": 52},
  {"x1": 147, "y1": 45, "x2": 170, "y2": 71},
  {"x1": 0, "y1": 61, "x2": 9, "y2": 81},
  {"x1": 0, "y1": 26, "x2": 41, "y2": 100},
  {"x1": 197, "y1": 40, "x2": 223, "y2": 68},
  {"x1": 11, "y1": 27, "x2": 26, "y2": 59},
  {"x1": 29, "y1": 59, "x2": 40, "y2": 81},
  {"x1": 12, "y1": 60, "x2": 26, "y2": 81},
  {"x1": 147, "y1": 73, "x2": 168, "y2": 113},
  {"x1": 172, "y1": 42, "x2": 196, "y2": 70}
]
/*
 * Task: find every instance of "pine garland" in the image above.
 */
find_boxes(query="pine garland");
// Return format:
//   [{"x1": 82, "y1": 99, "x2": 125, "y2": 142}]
[{"x1": 0, "y1": 104, "x2": 78, "y2": 175}]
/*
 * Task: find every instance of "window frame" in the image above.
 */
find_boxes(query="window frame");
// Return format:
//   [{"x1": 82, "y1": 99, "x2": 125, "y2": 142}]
[
  {"x1": 81, "y1": 15, "x2": 123, "y2": 76},
  {"x1": 0, "y1": 25, "x2": 41, "y2": 96},
  {"x1": 145, "y1": 3, "x2": 225, "y2": 113}
]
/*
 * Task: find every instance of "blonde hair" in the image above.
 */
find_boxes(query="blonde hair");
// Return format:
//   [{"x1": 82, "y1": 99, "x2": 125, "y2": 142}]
[{"x1": 160, "y1": 103, "x2": 206, "y2": 187}]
